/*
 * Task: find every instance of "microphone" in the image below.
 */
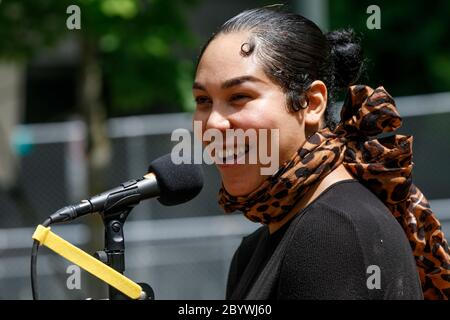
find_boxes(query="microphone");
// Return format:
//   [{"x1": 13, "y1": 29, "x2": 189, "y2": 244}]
[{"x1": 48, "y1": 154, "x2": 203, "y2": 224}]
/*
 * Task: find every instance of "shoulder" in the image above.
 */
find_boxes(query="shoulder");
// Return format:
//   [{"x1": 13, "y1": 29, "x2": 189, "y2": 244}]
[
  {"x1": 284, "y1": 179, "x2": 412, "y2": 267},
  {"x1": 277, "y1": 180, "x2": 422, "y2": 299},
  {"x1": 300, "y1": 179, "x2": 405, "y2": 237}
]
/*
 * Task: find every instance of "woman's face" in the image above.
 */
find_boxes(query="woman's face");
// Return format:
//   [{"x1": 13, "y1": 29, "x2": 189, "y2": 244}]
[{"x1": 193, "y1": 32, "x2": 311, "y2": 196}]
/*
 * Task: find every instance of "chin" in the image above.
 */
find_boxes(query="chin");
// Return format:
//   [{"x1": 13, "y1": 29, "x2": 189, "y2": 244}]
[
  {"x1": 218, "y1": 164, "x2": 265, "y2": 196},
  {"x1": 222, "y1": 177, "x2": 261, "y2": 197},
  {"x1": 223, "y1": 185, "x2": 252, "y2": 197}
]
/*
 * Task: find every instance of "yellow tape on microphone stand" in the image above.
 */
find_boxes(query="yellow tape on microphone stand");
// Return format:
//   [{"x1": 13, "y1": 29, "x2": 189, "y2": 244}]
[{"x1": 32, "y1": 224, "x2": 142, "y2": 300}]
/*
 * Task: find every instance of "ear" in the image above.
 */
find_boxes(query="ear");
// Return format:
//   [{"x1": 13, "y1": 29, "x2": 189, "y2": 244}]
[{"x1": 303, "y1": 80, "x2": 328, "y2": 127}]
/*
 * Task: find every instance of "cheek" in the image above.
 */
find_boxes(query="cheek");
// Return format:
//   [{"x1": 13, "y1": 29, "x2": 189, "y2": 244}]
[
  {"x1": 233, "y1": 104, "x2": 279, "y2": 131},
  {"x1": 251, "y1": 107, "x2": 304, "y2": 161},
  {"x1": 240, "y1": 94, "x2": 290, "y2": 129},
  {"x1": 192, "y1": 110, "x2": 208, "y2": 132},
  {"x1": 192, "y1": 109, "x2": 203, "y2": 123},
  {"x1": 277, "y1": 119, "x2": 306, "y2": 163},
  {"x1": 238, "y1": 106, "x2": 298, "y2": 136},
  {"x1": 238, "y1": 108, "x2": 300, "y2": 160}
]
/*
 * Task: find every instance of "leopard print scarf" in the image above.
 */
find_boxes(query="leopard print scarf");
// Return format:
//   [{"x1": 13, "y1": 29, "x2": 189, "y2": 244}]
[{"x1": 218, "y1": 85, "x2": 450, "y2": 299}]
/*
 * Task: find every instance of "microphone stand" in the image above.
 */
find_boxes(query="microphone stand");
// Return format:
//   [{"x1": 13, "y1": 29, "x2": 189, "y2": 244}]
[{"x1": 94, "y1": 205, "x2": 154, "y2": 300}]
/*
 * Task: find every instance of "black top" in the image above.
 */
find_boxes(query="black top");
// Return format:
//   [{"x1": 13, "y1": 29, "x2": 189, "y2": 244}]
[{"x1": 226, "y1": 179, "x2": 423, "y2": 300}]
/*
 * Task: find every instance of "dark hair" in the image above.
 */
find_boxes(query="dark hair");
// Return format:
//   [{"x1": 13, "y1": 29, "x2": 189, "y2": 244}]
[{"x1": 196, "y1": 6, "x2": 364, "y2": 130}]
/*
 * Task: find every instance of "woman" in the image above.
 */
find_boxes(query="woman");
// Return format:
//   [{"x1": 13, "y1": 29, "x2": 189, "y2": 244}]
[{"x1": 192, "y1": 6, "x2": 450, "y2": 299}]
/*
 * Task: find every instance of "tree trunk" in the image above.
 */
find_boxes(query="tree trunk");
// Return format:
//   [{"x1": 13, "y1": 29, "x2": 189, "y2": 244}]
[
  {"x1": 77, "y1": 38, "x2": 111, "y2": 299},
  {"x1": 0, "y1": 63, "x2": 39, "y2": 227},
  {"x1": 0, "y1": 63, "x2": 22, "y2": 191}
]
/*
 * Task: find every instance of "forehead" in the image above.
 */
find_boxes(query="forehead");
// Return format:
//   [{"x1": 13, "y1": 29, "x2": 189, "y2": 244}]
[{"x1": 195, "y1": 32, "x2": 268, "y2": 84}]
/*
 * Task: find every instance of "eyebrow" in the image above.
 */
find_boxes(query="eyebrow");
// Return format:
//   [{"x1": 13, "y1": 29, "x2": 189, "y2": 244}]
[{"x1": 192, "y1": 75, "x2": 265, "y2": 91}]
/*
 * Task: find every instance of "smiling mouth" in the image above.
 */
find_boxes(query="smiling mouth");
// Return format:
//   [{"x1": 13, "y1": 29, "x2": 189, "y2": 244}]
[{"x1": 216, "y1": 144, "x2": 250, "y2": 164}]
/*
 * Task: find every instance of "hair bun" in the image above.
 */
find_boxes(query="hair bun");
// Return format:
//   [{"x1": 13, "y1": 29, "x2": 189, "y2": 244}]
[{"x1": 325, "y1": 29, "x2": 364, "y2": 89}]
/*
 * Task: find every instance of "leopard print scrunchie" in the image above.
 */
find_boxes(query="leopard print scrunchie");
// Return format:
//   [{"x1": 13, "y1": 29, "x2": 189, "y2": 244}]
[{"x1": 218, "y1": 85, "x2": 450, "y2": 299}]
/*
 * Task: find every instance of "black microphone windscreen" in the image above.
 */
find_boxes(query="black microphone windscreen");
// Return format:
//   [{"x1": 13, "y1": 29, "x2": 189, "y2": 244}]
[{"x1": 148, "y1": 154, "x2": 204, "y2": 206}]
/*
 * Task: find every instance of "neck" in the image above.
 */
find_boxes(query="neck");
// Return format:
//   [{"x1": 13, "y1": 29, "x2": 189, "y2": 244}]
[{"x1": 267, "y1": 163, "x2": 355, "y2": 234}]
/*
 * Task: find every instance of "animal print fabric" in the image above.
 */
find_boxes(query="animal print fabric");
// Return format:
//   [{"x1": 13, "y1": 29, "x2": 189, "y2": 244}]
[{"x1": 218, "y1": 85, "x2": 450, "y2": 299}]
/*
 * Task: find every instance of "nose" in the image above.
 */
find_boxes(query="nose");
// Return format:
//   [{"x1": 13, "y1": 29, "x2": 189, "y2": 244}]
[{"x1": 205, "y1": 107, "x2": 231, "y2": 132}]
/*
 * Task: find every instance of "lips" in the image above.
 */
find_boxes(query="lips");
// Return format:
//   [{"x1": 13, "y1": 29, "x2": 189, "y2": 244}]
[{"x1": 215, "y1": 144, "x2": 250, "y2": 164}]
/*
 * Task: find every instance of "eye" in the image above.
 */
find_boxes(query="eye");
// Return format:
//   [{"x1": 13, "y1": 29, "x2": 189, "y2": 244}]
[
  {"x1": 195, "y1": 95, "x2": 212, "y2": 106},
  {"x1": 229, "y1": 93, "x2": 252, "y2": 103}
]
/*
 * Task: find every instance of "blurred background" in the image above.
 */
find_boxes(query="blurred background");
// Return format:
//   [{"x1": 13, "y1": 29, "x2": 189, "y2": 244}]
[{"x1": 0, "y1": 0, "x2": 449, "y2": 299}]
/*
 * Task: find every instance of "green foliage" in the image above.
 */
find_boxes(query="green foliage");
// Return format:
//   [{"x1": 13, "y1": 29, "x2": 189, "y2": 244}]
[
  {"x1": 0, "y1": 0, "x2": 199, "y2": 114},
  {"x1": 0, "y1": 1, "x2": 70, "y2": 59},
  {"x1": 329, "y1": 0, "x2": 450, "y2": 96}
]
